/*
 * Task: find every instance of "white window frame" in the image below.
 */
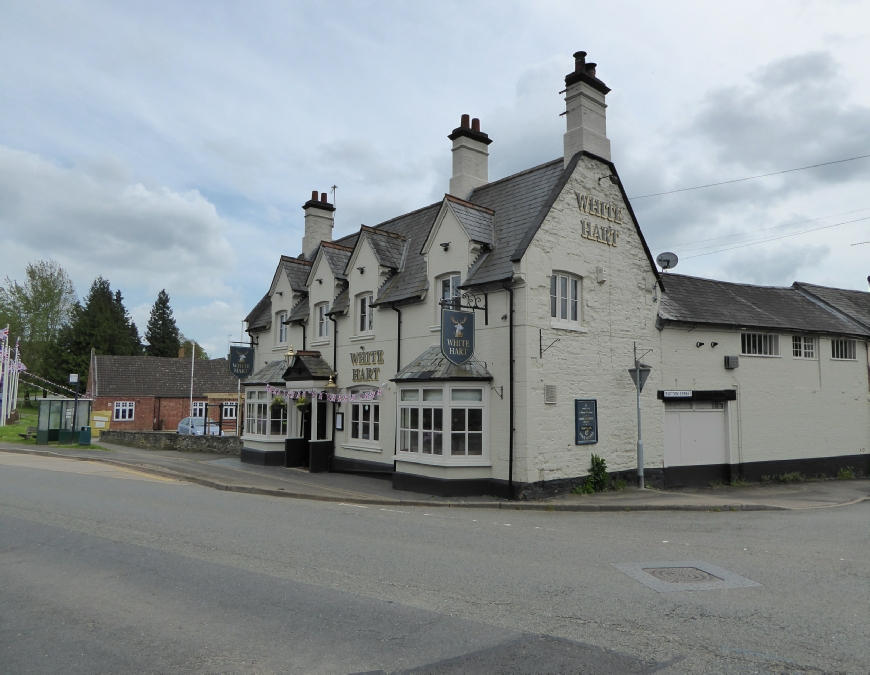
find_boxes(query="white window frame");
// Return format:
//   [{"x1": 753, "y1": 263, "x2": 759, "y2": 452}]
[
  {"x1": 357, "y1": 294, "x2": 374, "y2": 334},
  {"x1": 396, "y1": 385, "x2": 487, "y2": 466},
  {"x1": 277, "y1": 312, "x2": 288, "y2": 344},
  {"x1": 792, "y1": 335, "x2": 816, "y2": 359},
  {"x1": 222, "y1": 402, "x2": 238, "y2": 419},
  {"x1": 349, "y1": 396, "x2": 380, "y2": 446},
  {"x1": 550, "y1": 273, "x2": 580, "y2": 326},
  {"x1": 440, "y1": 274, "x2": 461, "y2": 311},
  {"x1": 831, "y1": 339, "x2": 857, "y2": 361},
  {"x1": 113, "y1": 401, "x2": 135, "y2": 421},
  {"x1": 316, "y1": 303, "x2": 329, "y2": 338},
  {"x1": 191, "y1": 401, "x2": 206, "y2": 418},
  {"x1": 244, "y1": 389, "x2": 269, "y2": 436},
  {"x1": 741, "y1": 333, "x2": 780, "y2": 357}
]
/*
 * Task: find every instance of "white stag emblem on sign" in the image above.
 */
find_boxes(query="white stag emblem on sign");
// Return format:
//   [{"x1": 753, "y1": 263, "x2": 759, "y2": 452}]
[{"x1": 451, "y1": 315, "x2": 467, "y2": 338}]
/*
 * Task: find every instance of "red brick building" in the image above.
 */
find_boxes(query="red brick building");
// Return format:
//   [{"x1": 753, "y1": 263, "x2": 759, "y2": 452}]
[{"x1": 87, "y1": 354, "x2": 241, "y2": 434}]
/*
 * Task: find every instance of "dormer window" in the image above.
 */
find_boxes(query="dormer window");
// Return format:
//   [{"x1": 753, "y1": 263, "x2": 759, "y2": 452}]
[
  {"x1": 358, "y1": 294, "x2": 374, "y2": 333},
  {"x1": 441, "y1": 274, "x2": 461, "y2": 310},
  {"x1": 316, "y1": 303, "x2": 329, "y2": 338}
]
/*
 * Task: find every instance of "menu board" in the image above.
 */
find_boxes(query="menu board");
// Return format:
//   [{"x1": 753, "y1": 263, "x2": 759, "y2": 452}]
[{"x1": 574, "y1": 399, "x2": 598, "y2": 445}]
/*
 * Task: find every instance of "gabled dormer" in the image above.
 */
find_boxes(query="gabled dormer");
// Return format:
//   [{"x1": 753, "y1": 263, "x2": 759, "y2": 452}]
[
  {"x1": 422, "y1": 194, "x2": 495, "y2": 273},
  {"x1": 345, "y1": 226, "x2": 408, "y2": 292},
  {"x1": 305, "y1": 241, "x2": 354, "y2": 344}
]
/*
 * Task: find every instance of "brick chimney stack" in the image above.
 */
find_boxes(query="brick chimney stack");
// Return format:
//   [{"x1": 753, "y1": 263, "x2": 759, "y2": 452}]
[
  {"x1": 563, "y1": 51, "x2": 611, "y2": 166},
  {"x1": 448, "y1": 115, "x2": 492, "y2": 199},
  {"x1": 301, "y1": 191, "x2": 335, "y2": 259}
]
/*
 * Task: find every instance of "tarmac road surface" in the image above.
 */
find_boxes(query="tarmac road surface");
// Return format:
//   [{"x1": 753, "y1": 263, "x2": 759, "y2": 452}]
[{"x1": 1, "y1": 453, "x2": 867, "y2": 674}]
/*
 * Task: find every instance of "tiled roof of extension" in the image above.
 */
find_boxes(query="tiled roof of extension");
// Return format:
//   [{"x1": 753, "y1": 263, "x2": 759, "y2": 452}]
[
  {"x1": 91, "y1": 356, "x2": 238, "y2": 397},
  {"x1": 794, "y1": 282, "x2": 870, "y2": 331},
  {"x1": 659, "y1": 274, "x2": 870, "y2": 337},
  {"x1": 392, "y1": 345, "x2": 493, "y2": 382},
  {"x1": 245, "y1": 360, "x2": 289, "y2": 386}
]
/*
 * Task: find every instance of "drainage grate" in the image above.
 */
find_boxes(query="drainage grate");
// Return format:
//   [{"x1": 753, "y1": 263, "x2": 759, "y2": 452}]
[
  {"x1": 612, "y1": 561, "x2": 762, "y2": 593},
  {"x1": 643, "y1": 567, "x2": 722, "y2": 584}
]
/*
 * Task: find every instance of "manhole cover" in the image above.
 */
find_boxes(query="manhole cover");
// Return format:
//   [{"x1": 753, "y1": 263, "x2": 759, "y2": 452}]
[{"x1": 643, "y1": 567, "x2": 722, "y2": 583}]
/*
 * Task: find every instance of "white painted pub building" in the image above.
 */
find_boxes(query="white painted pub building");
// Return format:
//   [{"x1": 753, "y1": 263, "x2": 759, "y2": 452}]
[{"x1": 240, "y1": 52, "x2": 870, "y2": 498}]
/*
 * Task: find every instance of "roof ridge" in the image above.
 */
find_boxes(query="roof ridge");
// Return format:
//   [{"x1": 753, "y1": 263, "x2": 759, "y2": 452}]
[
  {"x1": 794, "y1": 281, "x2": 869, "y2": 294},
  {"x1": 664, "y1": 273, "x2": 795, "y2": 292},
  {"x1": 321, "y1": 241, "x2": 354, "y2": 252},
  {"x1": 360, "y1": 224, "x2": 407, "y2": 240},
  {"x1": 370, "y1": 201, "x2": 441, "y2": 230},
  {"x1": 444, "y1": 194, "x2": 495, "y2": 215},
  {"x1": 281, "y1": 255, "x2": 312, "y2": 266}
]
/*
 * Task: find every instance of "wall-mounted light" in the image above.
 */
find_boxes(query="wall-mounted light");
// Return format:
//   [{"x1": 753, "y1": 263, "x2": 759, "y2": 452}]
[
  {"x1": 598, "y1": 174, "x2": 619, "y2": 185},
  {"x1": 440, "y1": 242, "x2": 450, "y2": 251},
  {"x1": 316, "y1": 278, "x2": 323, "y2": 284},
  {"x1": 710, "y1": 342, "x2": 719, "y2": 348},
  {"x1": 357, "y1": 266, "x2": 365, "y2": 274},
  {"x1": 696, "y1": 342, "x2": 705, "y2": 348},
  {"x1": 275, "y1": 291, "x2": 283, "y2": 296}
]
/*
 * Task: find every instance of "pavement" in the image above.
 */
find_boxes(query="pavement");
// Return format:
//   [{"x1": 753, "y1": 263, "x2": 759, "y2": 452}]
[{"x1": 1, "y1": 439, "x2": 867, "y2": 512}]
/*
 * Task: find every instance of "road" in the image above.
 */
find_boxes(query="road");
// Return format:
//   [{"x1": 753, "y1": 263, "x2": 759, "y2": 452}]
[{"x1": 1, "y1": 453, "x2": 867, "y2": 674}]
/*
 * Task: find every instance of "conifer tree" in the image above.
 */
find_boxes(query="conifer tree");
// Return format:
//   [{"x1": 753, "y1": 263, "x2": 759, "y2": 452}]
[{"x1": 144, "y1": 289, "x2": 181, "y2": 357}]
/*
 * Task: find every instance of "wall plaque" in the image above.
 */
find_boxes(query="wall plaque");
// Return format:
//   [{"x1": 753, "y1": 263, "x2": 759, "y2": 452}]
[{"x1": 574, "y1": 399, "x2": 598, "y2": 445}]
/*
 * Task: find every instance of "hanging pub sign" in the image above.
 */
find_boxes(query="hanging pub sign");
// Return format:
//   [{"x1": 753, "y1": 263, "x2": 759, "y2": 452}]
[
  {"x1": 574, "y1": 399, "x2": 598, "y2": 445},
  {"x1": 229, "y1": 346, "x2": 255, "y2": 379},
  {"x1": 441, "y1": 309, "x2": 475, "y2": 366}
]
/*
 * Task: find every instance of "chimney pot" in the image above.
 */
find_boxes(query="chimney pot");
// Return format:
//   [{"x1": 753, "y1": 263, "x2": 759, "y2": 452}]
[
  {"x1": 471, "y1": 118, "x2": 480, "y2": 132},
  {"x1": 585, "y1": 62, "x2": 597, "y2": 77},
  {"x1": 563, "y1": 50, "x2": 611, "y2": 165},
  {"x1": 320, "y1": 192, "x2": 328, "y2": 203},
  {"x1": 573, "y1": 51, "x2": 587, "y2": 71},
  {"x1": 461, "y1": 114, "x2": 470, "y2": 128},
  {"x1": 311, "y1": 190, "x2": 318, "y2": 201}
]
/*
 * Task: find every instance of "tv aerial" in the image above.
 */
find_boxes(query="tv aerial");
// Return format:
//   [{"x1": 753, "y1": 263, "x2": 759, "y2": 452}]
[{"x1": 656, "y1": 251, "x2": 679, "y2": 272}]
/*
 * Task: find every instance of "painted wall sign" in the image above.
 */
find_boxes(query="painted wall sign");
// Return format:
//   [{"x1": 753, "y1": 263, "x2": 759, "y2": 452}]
[
  {"x1": 576, "y1": 193, "x2": 621, "y2": 247},
  {"x1": 350, "y1": 349, "x2": 384, "y2": 382},
  {"x1": 574, "y1": 399, "x2": 598, "y2": 445},
  {"x1": 441, "y1": 309, "x2": 475, "y2": 366},
  {"x1": 663, "y1": 390, "x2": 693, "y2": 398},
  {"x1": 229, "y1": 346, "x2": 255, "y2": 379}
]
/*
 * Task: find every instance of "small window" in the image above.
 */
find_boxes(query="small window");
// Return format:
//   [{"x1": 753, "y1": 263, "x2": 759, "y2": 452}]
[
  {"x1": 222, "y1": 403, "x2": 237, "y2": 419},
  {"x1": 277, "y1": 312, "x2": 288, "y2": 344},
  {"x1": 440, "y1": 274, "x2": 461, "y2": 309},
  {"x1": 550, "y1": 273, "x2": 580, "y2": 323},
  {"x1": 792, "y1": 336, "x2": 815, "y2": 359},
  {"x1": 831, "y1": 339, "x2": 857, "y2": 360},
  {"x1": 350, "y1": 401, "x2": 380, "y2": 442},
  {"x1": 358, "y1": 294, "x2": 374, "y2": 333},
  {"x1": 316, "y1": 303, "x2": 329, "y2": 338},
  {"x1": 113, "y1": 401, "x2": 135, "y2": 421},
  {"x1": 741, "y1": 333, "x2": 780, "y2": 356},
  {"x1": 191, "y1": 401, "x2": 206, "y2": 418}
]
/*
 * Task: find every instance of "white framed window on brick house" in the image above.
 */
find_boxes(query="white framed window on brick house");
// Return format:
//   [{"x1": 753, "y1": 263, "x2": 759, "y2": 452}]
[
  {"x1": 741, "y1": 333, "x2": 780, "y2": 356},
  {"x1": 398, "y1": 386, "x2": 486, "y2": 464},
  {"x1": 277, "y1": 312, "x2": 288, "y2": 344},
  {"x1": 792, "y1": 335, "x2": 816, "y2": 359},
  {"x1": 550, "y1": 273, "x2": 580, "y2": 325},
  {"x1": 357, "y1": 294, "x2": 374, "y2": 334},
  {"x1": 831, "y1": 339, "x2": 857, "y2": 360},
  {"x1": 191, "y1": 401, "x2": 206, "y2": 418},
  {"x1": 315, "y1": 303, "x2": 329, "y2": 338},
  {"x1": 113, "y1": 401, "x2": 134, "y2": 421},
  {"x1": 222, "y1": 402, "x2": 237, "y2": 419}
]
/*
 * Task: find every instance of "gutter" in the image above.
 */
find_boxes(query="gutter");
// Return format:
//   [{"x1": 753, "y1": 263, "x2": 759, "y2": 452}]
[{"x1": 502, "y1": 281, "x2": 515, "y2": 501}]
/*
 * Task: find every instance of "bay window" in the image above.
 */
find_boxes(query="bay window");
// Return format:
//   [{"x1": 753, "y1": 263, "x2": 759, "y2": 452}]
[{"x1": 398, "y1": 386, "x2": 485, "y2": 463}]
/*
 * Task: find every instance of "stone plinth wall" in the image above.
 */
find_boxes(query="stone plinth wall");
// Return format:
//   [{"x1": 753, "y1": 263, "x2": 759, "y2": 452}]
[{"x1": 99, "y1": 430, "x2": 242, "y2": 455}]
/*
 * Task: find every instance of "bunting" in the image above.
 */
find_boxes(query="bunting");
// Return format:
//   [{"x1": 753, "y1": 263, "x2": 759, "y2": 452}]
[{"x1": 264, "y1": 384, "x2": 382, "y2": 403}]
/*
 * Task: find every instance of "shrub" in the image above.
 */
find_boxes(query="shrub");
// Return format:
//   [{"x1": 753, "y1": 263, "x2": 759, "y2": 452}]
[{"x1": 837, "y1": 466, "x2": 855, "y2": 480}]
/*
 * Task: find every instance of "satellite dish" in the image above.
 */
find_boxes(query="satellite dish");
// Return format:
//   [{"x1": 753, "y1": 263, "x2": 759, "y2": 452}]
[{"x1": 656, "y1": 252, "x2": 679, "y2": 271}]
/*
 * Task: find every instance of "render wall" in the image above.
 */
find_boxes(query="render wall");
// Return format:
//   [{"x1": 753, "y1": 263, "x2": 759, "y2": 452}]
[
  {"x1": 658, "y1": 325, "x2": 870, "y2": 465},
  {"x1": 515, "y1": 155, "x2": 663, "y2": 486}
]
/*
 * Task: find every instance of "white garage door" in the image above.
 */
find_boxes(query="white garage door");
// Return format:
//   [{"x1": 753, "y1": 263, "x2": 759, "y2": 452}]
[{"x1": 664, "y1": 400, "x2": 728, "y2": 467}]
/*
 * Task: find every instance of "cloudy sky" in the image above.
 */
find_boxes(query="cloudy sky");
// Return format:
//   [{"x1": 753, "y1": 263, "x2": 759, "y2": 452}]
[{"x1": 2, "y1": 0, "x2": 868, "y2": 356}]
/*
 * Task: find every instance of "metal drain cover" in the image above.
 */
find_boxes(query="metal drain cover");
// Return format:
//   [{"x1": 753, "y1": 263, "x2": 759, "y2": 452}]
[
  {"x1": 643, "y1": 567, "x2": 722, "y2": 583},
  {"x1": 612, "y1": 561, "x2": 762, "y2": 593}
]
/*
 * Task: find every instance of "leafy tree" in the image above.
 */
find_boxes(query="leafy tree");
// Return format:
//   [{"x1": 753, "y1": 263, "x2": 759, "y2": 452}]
[
  {"x1": 46, "y1": 277, "x2": 142, "y2": 381},
  {"x1": 179, "y1": 334, "x2": 209, "y2": 360},
  {"x1": 144, "y1": 289, "x2": 181, "y2": 357},
  {"x1": 0, "y1": 260, "x2": 77, "y2": 378}
]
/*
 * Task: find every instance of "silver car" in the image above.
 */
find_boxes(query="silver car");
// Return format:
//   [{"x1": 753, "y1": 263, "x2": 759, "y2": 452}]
[{"x1": 177, "y1": 417, "x2": 222, "y2": 436}]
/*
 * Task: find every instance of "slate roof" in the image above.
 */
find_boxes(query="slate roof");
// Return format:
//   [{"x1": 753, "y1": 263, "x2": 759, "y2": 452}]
[
  {"x1": 245, "y1": 294, "x2": 271, "y2": 331},
  {"x1": 282, "y1": 256, "x2": 312, "y2": 291},
  {"x1": 392, "y1": 345, "x2": 493, "y2": 382},
  {"x1": 794, "y1": 282, "x2": 870, "y2": 331},
  {"x1": 91, "y1": 356, "x2": 239, "y2": 397},
  {"x1": 329, "y1": 287, "x2": 350, "y2": 315},
  {"x1": 446, "y1": 196, "x2": 494, "y2": 246},
  {"x1": 659, "y1": 274, "x2": 870, "y2": 337},
  {"x1": 464, "y1": 159, "x2": 565, "y2": 286},
  {"x1": 245, "y1": 360, "x2": 289, "y2": 386},
  {"x1": 285, "y1": 352, "x2": 334, "y2": 381},
  {"x1": 287, "y1": 296, "x2": 309, "y2": 323},
  {"x1": 321, "y1": 243, "x2": 354, "y2": 280},
  {"x1": 361, "y1": 226, "x2": 407, "y2": 269}
]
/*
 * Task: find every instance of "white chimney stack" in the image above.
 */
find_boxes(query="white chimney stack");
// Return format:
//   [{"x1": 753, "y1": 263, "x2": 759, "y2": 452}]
[
  {"x1": 563, "y1": 51, "x2": 611, "y2": 166},
  {"x1": 301, "y1": 190, "x2": 335, "y2": 259},
  {"x1": 448, "y1": 115, "x2": 492, "y2": 199}
]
